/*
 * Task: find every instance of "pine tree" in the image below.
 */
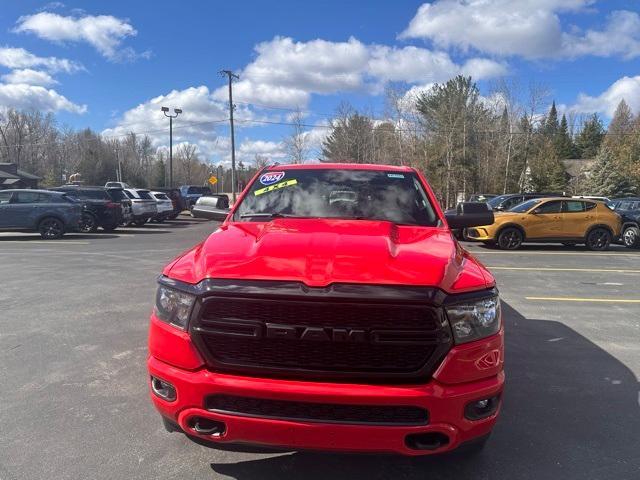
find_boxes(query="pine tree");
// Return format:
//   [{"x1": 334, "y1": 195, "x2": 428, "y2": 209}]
[
  {"x1": 555, "y1": 114, "x2": 576, "y2": 159},
  {"x1": 575, "y1": 114, "x2": 604, "y2": 158},
  {"x1": 607, "y1": 99, "x2": 634, "y2": 137},
  {"x1": 543, "y1": 101, "x2": 559, "y2": 135},
  {"x1": 586, "y1": 146, "x2": 637, "y2": 196}
]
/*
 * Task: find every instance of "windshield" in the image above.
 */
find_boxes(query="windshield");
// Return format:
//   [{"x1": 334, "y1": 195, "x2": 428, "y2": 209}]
[
  {"x1": 487, "y1": 195, "x2": 510, "y2": 208},
  {"x1": 234, "y1": 169, "x2": 438, "y2": 226},
  {"x1": 187, "y1": 186, "x2": 210, "y2": 195},
  {"x1": 508, "y1": 199, "x2": 541, "y2": 213}
]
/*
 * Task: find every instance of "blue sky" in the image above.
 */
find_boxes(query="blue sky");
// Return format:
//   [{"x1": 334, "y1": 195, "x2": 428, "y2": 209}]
[{"x1": 0, "y1": 0, "x2": 639, "y2": 165}]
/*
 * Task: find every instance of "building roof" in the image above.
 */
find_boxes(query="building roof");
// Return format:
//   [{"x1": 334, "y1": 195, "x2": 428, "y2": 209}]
[
  {"x1": 0, "y1": 163, "x2": 41, "y2": 180},
  {"x1": 17, "y1": 169, "x2": 40, "y2": 180},
  {"x1": 1, "y1": 178, "x2": 23, "y2": 185},
  {"x1": 561, "y1": 158, "x2": 595, "y2": 178},
  {"x1": 0, "y1": 170, "x2": 20, "y2": 179}
]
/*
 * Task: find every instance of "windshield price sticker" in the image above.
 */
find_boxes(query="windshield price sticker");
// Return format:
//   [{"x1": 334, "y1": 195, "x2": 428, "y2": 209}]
[
  {"x1": 259, "y1": 171, "x2": 286, "y2": 185},
  {"x1": 254, "y1": 179, "x2": 298, "y2": 196}
]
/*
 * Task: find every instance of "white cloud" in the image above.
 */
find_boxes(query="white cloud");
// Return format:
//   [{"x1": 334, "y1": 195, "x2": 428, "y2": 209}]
[
  {"x1": 562, "y1": 10, "x2": 640, "y2": 59},
  {"x1": 103, "y1": 86, "x2": 235, "y2": 158},
  {"x1": 460, "y1": 58, "x2": 509, "y2": 79},
  {"x1": 214, "y1": 36, "x2": 370, "y2": 108},
  {"x1": 569, "y1": 76, "x2": 640, "y2": 117},
  {"x1": 1, "y1": 69, "x2": 58, "y2": 87},
  {"x1": 14, "y1": 12, "x2": 145, "y2": 61},
  {"x1": 398, "y1": 1, "x2": 640, "y2": 60},
  {"x1": 368, "y1": 46, "x2": 458, "y2": 83},
  {"x1": 0, "y1": 46, "x2": 82, "y2": 73},
  {"x1": 237, "y1": 140, "x2": 286, "y2": 164},
  {"x1": 0, "y1": 83, "x2": 86, "y2": 113},
  {"x1": 213, "y1": 36, "x2": 507, "y2": 110}
]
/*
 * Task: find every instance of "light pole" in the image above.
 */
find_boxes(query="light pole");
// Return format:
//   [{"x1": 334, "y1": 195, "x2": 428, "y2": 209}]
[{"x1": 161, "y1": 106, "x2": 182, "y2": 188}]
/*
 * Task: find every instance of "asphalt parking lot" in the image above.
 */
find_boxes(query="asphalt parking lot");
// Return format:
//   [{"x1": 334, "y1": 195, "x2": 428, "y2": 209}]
[{"x1": 1, "y1": 220, "x2": 639, "y2": 480}]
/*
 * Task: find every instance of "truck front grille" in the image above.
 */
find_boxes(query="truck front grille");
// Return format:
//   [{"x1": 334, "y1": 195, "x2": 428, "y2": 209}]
[{"x1": 189, "y1": 282, "x2": 452, "y2": 382}]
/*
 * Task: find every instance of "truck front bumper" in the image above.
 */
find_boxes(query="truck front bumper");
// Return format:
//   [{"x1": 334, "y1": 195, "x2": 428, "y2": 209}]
[{"x1": 148, "y1": 355, "x2": 504, "y2": 456}]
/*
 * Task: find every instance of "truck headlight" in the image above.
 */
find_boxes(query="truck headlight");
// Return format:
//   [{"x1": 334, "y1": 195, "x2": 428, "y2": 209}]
[
  {"x1": 446, "y1": 294, "x2": 501, "y2": 344},
  {"x1": 154, "y1": 285, "x2": 195, "y2": 330}
]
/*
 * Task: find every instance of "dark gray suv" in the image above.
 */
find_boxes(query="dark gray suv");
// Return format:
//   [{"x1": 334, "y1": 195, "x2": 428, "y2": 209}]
[{"x1": 0, "y1": 189, "x2": 83, "y2": 239}]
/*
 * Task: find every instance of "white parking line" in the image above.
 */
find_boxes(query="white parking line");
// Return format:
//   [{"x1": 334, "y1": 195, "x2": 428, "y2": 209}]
[
  {"x1": 470, "y1": 250, "x2": 638, "y2": 257},
  {"x1": 0, "y1": 240, "x2": 90, "y2": 245},
  {"x1": 488, "y1": 266, "x2": 640, "y2": 273},
  {"x1": 526, "y1": 296, "x2": 640, "y2": 303}
]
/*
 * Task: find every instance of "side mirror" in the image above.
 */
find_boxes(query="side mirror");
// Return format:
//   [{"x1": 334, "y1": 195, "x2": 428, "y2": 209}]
[
  {"x1": 445, "y1": 202, "x2": 494, "y2": 229},
  {"x1": 192, "y1": 195, "x2": 230, "y2": 221},
  {"x1": 203, "y1": 208, "x2": 230, "y2": 222}
]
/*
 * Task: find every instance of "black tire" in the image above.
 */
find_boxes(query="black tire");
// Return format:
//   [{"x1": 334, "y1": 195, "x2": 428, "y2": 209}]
[
  {"x1": 101, "y1": 222, "x2": 118, "y2": 232},
  {"x1": 585, "y1": 227, "x2": 611, "y2": 251},
  {"x1": 133, "y1": 218, "x2": 147, "y2": 227},
  {"x1": 622, "y1": 226, "x2": 640, "y2": 249},
  {"x1": 38, "y1": 217, "x2": 65, "y2": 239},
  {"x1": 79, "y1": 213, "x2": 98, "y2": 233},
  {"x1": 497, "y1": 227, "x2": 523, "y2": 250}
]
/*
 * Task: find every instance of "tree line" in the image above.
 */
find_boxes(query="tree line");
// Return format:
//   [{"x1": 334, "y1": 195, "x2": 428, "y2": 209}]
[
  {"x1": 1, "y1": 75, "x2": 639, "y2": 206},
  {"x1": 0, "y1": 110, "x2": 214, "y2": 189},
  {"x1": 320, "y1": 76, "x2": 639, "y2": 207}
]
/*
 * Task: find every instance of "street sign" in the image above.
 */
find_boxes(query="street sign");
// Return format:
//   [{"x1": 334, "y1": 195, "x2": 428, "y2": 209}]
[{"x1": 208, "y1": 175, "x2": 218, "y2": 185}]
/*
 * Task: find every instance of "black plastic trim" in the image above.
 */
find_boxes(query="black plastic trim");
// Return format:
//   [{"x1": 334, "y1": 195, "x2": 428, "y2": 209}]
[{"x1": 205, "y1": 394, "x2": 429, "y2": 426}]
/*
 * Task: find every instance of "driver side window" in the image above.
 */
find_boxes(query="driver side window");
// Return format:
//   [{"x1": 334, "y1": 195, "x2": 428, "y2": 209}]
[{"x1": 535, "y1": 200, "x2": 562, "y2": 214}]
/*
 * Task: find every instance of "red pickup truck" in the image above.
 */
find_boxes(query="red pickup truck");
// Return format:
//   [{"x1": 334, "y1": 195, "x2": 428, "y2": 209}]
[{"x1": 148, "y1": 163, "x2": 503, "y2": 456}]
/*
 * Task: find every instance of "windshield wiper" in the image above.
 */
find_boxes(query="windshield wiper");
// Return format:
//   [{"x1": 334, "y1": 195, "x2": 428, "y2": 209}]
[{"x1": 239, "y1": 212, "x2": 294, "y2": 219}]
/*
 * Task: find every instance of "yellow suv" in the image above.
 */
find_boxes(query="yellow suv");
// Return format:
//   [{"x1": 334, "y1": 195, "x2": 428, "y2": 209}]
[{"x1": 466, "y1": 197, "x2": 622, "y2": 250}]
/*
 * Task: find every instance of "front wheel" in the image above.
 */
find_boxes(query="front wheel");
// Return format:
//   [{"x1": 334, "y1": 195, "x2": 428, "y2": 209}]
[
  {"x1": 497, "y1": 227, "x2": 523, "y2": 250},
  {"x1": 79, "y1": 213, "x2": 98, "y2": 233},
  {"x1": 586, "y1": 228, "x2": 611, "y2": 251},
  {"x1": 133, "y1": 218, "x2": 147, "y2": 227},
  {"x1": 622, "y1": 226, "x2": 640, "y2": 249},
  {"x1": 38, "y1": 217, "x2": 65, "y2": 239}
]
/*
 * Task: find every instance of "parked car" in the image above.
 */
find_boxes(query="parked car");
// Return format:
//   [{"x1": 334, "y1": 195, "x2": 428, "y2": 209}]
[
  {"x1": 0, "y1": 189, "x2": 82, "y2": 239},
  {"x1": 104, "y1": 187, "x2": 133, "y2": 225},
  {"x1": 123, "y1": 188, "x2": 157, "y2": 226},
  {"x1": 51, "y1": 185, "x2": 124, "y2": 232},
  {"x1": 105, "y1": 181, "x2": 130, "y2": 189},
  {"x1": 151, "y1": 187, "x2": 186, "y2": 219},
  {"x1": 179, "y1": 185, "x2": 211, "y2": 208},
  {"x1": 466, "y1": 197, "x2": 622, "y2": 250},
  {"x1": 149, "y1": 191, "x2": 174, "y2": 222},
  {"x1": 148, "y1": 164, "x2": 502, "y2": 456},
  {"x1": 486, "y1": 193, "x2": 563, "y2": 211},
  {"x1": 609, "y1": 197, "x2": 640, "y2": 248},
  {"x1": 190, "y1": 194, "x2": 229, "y2": 220},
  {"x1": 468, "y1": 194, "x2": 497, "y2": 202}
]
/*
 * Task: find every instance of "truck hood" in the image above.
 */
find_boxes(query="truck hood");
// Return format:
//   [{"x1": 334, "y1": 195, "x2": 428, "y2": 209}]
[{"x1": 165, "y1": 219, "x2": 493, "y2": 293}]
